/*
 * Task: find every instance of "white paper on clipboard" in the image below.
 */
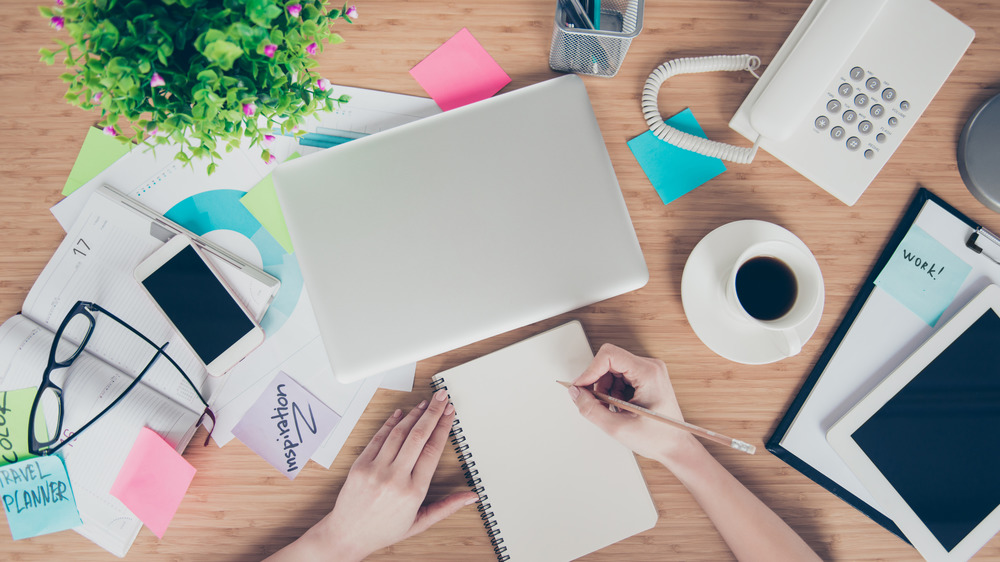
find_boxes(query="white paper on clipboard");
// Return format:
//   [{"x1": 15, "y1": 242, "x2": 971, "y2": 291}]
[{"x1": 775, "y1": 196, "x2": 1000, "y2": 522}]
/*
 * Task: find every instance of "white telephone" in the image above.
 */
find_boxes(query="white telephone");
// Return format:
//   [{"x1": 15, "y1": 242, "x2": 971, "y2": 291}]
[{"x1": 643, "y1": 0, "x2": 974, "y2": 206}]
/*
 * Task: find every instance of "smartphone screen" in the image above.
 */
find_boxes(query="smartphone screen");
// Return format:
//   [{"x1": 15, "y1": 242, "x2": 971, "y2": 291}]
[{"x1": 140, "y1": 245, "x2": 256, "y2": 365}]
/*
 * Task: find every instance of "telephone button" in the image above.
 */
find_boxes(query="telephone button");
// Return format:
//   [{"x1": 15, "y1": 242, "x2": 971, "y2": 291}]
[
  {"x1": 842, "y1": 110, "x2": 857, "y2": 124},
  {"x1": 838, "y1": 83, "x2": 853, "y2": 97},
  {"x1": 850, "y1": 66, "x2": 865, "y2": 81},
  {"x1": 866, "y1": 77, "x2": 881, "y2": 91},
  {"x1": 854, "y1": 93, "x2": 869, "y2": 108},
  {"x1": 887, "y1": 116, "x2": 899, "y2": 127},
  {"x1": 846, "y1": 136, "x2": 862, "y2": 151},
  {"x1": 870, "y1": 104, "x2": 884, "y2": 118},
  {"x1": 899, "y1": 100, "x2": 910, "y2": 111},
  {"x1": 858, "y1": 120, "x2": 873, "y2": 134},
  {"x1": 882, "y1": 88, "x2": 897, "y2": 102},
  {"x1": 864, "y1": 149, "x2": 875, "y2": 160},
  {"x1": 876, "y1": 133, "x2": 887, "y2": 143},
  {"x1": 826, "y1": 99, "x2": 842, "y2": 113},
  {"x1": 831, "y1": 126, "x2": 846, "y2": 140},
  {"x1": 815, "y1": 116, "x2": 830, "y2": 130}
]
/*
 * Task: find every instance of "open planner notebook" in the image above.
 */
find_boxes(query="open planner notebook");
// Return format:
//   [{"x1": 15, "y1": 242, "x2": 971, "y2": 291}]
[
  {"x1": 431, "y1": 321, "x2": 658, "y2": 561},
  {"x1": 0, "y1": 188, "x2": 274, "y2": 556}
]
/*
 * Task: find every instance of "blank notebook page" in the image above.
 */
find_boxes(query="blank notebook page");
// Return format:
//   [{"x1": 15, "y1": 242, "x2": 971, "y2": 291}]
[{"x1": 432, "y1": 321, "x2": 658, "y2": 561}]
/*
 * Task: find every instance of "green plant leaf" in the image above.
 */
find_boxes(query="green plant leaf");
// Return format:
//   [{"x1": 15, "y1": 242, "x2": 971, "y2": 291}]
[{"x1": 202, "y1": 39, "x2": 244, "y2": 70}]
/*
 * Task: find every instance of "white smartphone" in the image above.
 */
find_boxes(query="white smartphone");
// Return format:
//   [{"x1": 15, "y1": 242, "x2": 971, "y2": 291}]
[{"x1": 134, "y1": 234, "x2": 265, "y2": 376}]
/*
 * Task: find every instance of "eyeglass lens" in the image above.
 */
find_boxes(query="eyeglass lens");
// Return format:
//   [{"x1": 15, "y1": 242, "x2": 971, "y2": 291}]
[{"x1": 54, "y1": 313, "x2": 93, "y2": 364}]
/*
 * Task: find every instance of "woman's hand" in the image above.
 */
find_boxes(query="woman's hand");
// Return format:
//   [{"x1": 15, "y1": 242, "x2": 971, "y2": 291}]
[
  {"x1": 567, "y1": 343, "x2": 698, "y2": 465},
  {"x1": 266, "y1": 389, "x2": 477, "y2": 562}
]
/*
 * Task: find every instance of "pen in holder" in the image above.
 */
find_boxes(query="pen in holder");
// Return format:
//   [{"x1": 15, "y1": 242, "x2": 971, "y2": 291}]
[{"x1": 549, "y1": 0, "x2": 644, "y2": 78}]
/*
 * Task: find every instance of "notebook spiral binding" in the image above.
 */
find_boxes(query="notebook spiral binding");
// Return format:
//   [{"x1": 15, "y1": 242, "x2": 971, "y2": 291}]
[{"x1": 430, "y1": 377, "x2": 510, "y2": 562}]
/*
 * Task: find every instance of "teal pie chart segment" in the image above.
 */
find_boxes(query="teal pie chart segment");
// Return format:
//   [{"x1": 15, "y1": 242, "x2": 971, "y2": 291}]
[{"x1": 164, "y1": 189, "x2": 303, "y2": 335}]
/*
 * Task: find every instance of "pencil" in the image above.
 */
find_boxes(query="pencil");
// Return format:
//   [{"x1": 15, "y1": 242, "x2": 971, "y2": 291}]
[{"x1": 557, "y1": 380, "x2": 756, "y2": 454}]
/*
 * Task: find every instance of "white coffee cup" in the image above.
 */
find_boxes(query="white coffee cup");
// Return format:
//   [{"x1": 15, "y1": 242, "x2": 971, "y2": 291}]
[{"x1": 724, "y1": 239, "x2": 823, "y2": 358}]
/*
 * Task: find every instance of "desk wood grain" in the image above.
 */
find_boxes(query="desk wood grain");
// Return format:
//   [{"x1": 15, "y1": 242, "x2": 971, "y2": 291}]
[{"x1": 1, "y1": 0, "x2": 999, "y2": 560}]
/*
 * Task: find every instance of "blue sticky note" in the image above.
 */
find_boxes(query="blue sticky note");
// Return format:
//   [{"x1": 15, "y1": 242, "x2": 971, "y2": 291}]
[
  {"x1": 874, "y1": 226, "x2": 972, "y2": 326},
  {"x1": 0, "y1": 456, "x2": 82, "y2": 540},
  {"x1": 627, "y1": 109, "x2": 727, "y2": 205}
]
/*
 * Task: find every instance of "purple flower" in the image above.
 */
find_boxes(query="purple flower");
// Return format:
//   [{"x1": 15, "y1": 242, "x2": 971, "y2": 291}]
[
  {"x1": 263, "y1": 134, "x2": 276, "y2": 146},
  {"x1": 263, "y1": 44, "x2": 277, "y2": 58},
  {"x1": 316, "y1": 78, "x2": 331, "y2": 91},
  {"x1": 103, "y1": 125, "x2": 117, "y2": 136},
  {"x1": 55, "y1": 0, "x2": 64, "y2": 5},
  {"x1": 346, "y1": 5, "x2": 358, "y2": 19},
  {"x1": 50, "y1": 16, "x2": 64, "y2": 30},
  {"x1": 267, "y1": 154, "x2": 277, "y2": 164},
  {"x1": 150, "y1": 72, "x2": 165, "y2": 88},
  {"x1": 287, "y1": 4, "x2": 302, "y2": 17},
  {"x1": 306, "y1": 42, "x2": 317, "y2": 56},
  {"x1": 91, "y1": 92, "x2": 102, "y2": 103},
  {"x1": 242, "y1": 102, "x2": 257, "y2": 117}
]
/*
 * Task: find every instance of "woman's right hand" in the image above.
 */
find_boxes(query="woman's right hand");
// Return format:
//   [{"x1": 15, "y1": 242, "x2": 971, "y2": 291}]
[{"x1": 567, "y1": 343, "x2": 697, "y2": 465}]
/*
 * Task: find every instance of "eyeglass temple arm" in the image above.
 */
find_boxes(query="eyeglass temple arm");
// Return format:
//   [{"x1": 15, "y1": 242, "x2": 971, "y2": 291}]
[
  {"x1": 82, "y1": 304, "x2": 217, "y2": 446},
  {"x1": 47, "y1": 339, "x2": 169, "y2": 455}
]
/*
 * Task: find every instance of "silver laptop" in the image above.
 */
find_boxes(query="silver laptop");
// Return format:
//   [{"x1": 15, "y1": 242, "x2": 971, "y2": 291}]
[{"x1": 273, "y1": 75, "x2": 648, "y2": 383}]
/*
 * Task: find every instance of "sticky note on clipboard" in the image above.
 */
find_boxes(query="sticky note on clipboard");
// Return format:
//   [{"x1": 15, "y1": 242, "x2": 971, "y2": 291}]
[{"x1": 874, "y1": 225, "x2": 972, "y2": 326}]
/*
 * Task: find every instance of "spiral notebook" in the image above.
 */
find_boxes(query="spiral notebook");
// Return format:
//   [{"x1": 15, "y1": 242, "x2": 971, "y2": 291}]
[{"x1": 431, "y1": 321, "x2": 658, "y2": 561}]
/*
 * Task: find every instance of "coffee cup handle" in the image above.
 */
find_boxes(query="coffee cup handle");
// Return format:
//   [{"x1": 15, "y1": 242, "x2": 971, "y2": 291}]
[{"x1": 778, "y1": 329, "x2": 803, "y2": 358}]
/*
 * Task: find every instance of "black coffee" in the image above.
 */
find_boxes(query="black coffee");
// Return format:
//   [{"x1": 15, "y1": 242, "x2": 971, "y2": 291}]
[{"x1": 734, "y1": 256, "x2": 797, "y2": 321}]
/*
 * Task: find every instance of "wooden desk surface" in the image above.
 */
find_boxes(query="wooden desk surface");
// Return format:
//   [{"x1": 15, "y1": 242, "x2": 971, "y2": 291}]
[{"x1": 2, "y1": 0, "x2": 999, "y2": 560}]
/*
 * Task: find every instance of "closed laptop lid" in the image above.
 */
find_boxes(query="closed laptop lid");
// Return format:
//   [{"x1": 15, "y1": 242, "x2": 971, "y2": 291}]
[{"x1": 274, "y1": 75, "x2": 648, "y2": 382}]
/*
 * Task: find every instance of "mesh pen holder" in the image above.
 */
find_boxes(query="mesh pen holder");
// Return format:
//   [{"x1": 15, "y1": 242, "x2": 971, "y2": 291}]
[{"x1": 549, "y1": 0, "x2": 644, "y2": 78}]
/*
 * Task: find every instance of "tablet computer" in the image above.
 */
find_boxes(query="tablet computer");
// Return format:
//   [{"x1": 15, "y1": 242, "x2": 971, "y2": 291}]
[{"x1": 828, "y1": 283, "x2": 1000, "y2": 562}]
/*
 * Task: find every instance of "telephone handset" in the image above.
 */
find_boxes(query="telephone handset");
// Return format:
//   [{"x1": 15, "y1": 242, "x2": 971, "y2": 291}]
[{"x1": 644, "y1": 0, "x2": 974, "y2": 206}]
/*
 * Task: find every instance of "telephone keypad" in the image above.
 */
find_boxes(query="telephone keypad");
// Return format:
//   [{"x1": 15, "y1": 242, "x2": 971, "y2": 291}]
[{"x1": 815, "y1": 64, "x2": 910, "y2": 158}]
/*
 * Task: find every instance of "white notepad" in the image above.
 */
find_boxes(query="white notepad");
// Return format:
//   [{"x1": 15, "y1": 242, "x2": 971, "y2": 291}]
[{"x1": 432, "y1": 321, "x2": 658, "y2": 561}]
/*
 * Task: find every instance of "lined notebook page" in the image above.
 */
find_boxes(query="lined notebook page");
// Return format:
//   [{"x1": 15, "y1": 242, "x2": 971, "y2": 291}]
[{"x1": 433, "y1": 321, "x2": 657, "y2": 561}]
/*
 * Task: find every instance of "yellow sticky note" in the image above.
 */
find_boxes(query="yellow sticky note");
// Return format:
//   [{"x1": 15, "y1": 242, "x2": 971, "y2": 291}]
[
  {"x1": 240, "y1": 152, "x2": 301, "y2": 254},
  {"x1": 0, "y1": 388, "x2": 48, "y2": 467},
  {"x1": 62, "y1": 127, "x2": 132, "y2": 196}
]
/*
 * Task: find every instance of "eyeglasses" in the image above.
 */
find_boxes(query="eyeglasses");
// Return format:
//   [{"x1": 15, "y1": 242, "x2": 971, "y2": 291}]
[{"x1": 28, "y1": 301, "x2": 215, "y2": 456}]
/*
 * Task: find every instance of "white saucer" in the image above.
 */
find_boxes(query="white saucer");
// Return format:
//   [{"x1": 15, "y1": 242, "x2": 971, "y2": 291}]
[{"x1": 681, "y1": 220, "x2": 824, "y2": 365}]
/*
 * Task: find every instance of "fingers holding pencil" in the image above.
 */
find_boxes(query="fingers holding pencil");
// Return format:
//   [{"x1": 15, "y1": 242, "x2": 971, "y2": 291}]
[{"x1": 566, "y1": 345, "x2": 756, "y2": 460}]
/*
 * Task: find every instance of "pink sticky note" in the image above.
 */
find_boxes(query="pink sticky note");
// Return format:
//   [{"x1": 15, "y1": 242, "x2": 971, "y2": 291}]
[
  {"x1": 110, "y1": 427, "x2": 196, "y2": 539},
  {"x1": 409, "y1": 28, "x2": 511, "y2": 111}
]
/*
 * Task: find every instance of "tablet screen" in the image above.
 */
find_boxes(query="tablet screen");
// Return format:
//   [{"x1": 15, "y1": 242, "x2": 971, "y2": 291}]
[{"x1": 852, "y1": 310, "x2": 1000, "y2": 552}]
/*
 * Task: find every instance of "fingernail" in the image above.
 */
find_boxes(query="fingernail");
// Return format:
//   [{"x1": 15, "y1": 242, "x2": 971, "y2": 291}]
[
  {"x1": 444, "y1": 403, "x2": 455, "y2": 415},
  {"x1": 434, "y1": 388, "x2": 448, "y2": 401},
  {"x1": 417, "y1": 400, "x2": 428, "y2": 410},
  {"x1": 568, "y1": 386, "x2": 580, "y2": 400},
  {"x1": 392, "y1": 408, "x2": 402, "y2": 419},
  {"x1": 464, "y1": 495, "x2": 479, "y2": 505}
]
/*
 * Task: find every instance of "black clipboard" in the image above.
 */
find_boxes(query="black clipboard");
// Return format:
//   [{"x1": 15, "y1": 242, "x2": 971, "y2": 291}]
[{"x1": 766, "y1": 187, "x2": 983, "y2": 541}]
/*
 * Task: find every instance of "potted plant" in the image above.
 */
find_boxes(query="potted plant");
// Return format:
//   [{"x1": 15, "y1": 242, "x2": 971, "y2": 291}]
[{"x1": 39, "y1": 0, "x2": 358, "y2": 172}]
